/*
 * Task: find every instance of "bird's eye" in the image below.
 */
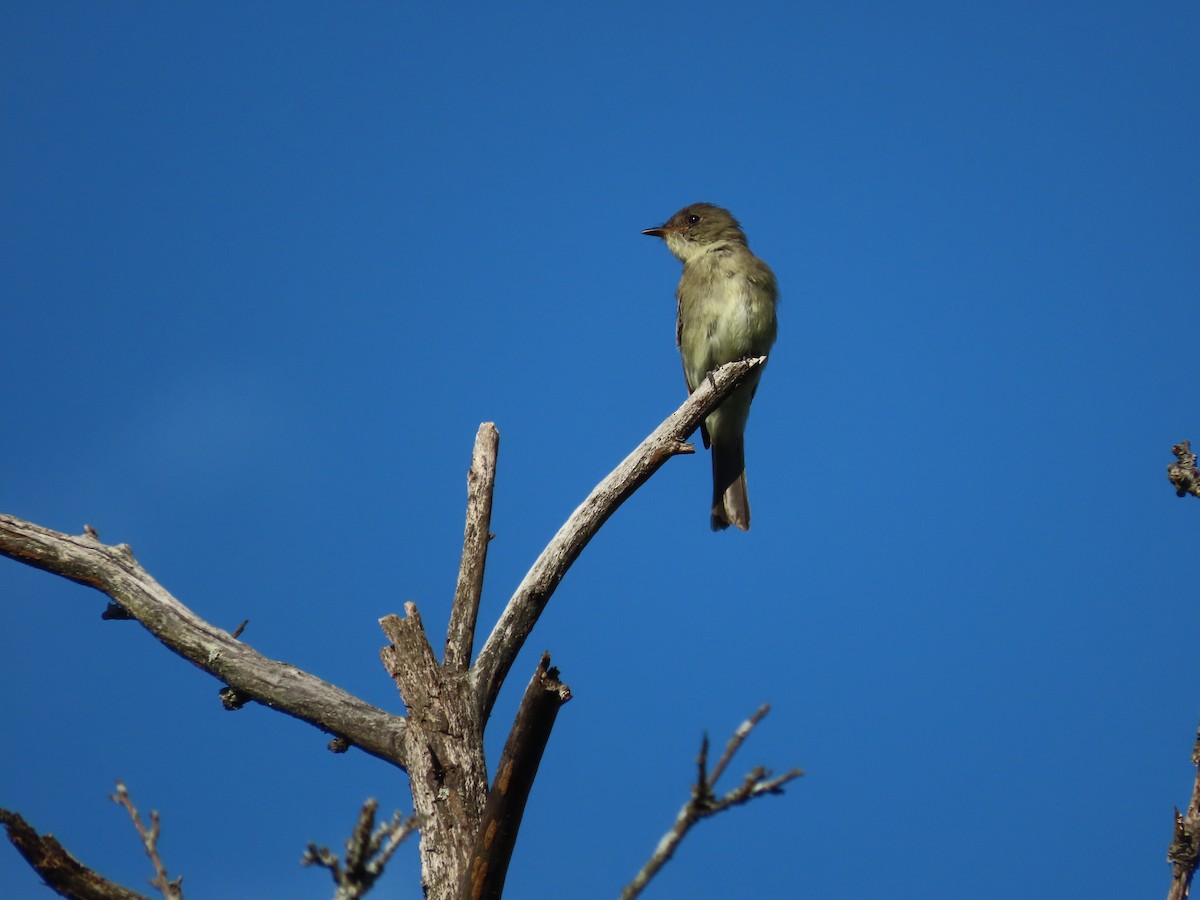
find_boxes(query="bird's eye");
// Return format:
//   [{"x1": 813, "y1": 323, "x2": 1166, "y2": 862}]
[{"x1": 687, "y1": 214, "x2": 701, "y2": 225}]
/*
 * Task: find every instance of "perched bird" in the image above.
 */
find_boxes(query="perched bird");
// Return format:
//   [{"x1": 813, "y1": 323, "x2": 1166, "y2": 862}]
[{"x1": 642, "y1": 203, "x2": 778, "y2": 531}]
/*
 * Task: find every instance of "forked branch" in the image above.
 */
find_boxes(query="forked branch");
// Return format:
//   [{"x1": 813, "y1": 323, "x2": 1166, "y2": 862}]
[
  {"x1": 620, "y1": 705, "x2": 804, "y2": 900},
  {"x1": 301, "y1": 799, "x2": 419, "y2": 900},
  {"x1": 111, "y1": 783, "x2": 182, "y2": 900},
  {"x1": 0, "y1": 356, "x2": 787, "y2": 900}
]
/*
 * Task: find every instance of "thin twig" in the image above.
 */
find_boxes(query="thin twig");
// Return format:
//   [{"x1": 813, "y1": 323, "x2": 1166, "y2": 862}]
[
  {"x1": 471, "y1": 357, "x2": 767, "y2": 723},
  {"x1": 709, "y1": 704, "x2": 769, "y2": 786},
  {"x1": 111, "y1": 782, "x2": 182, "y2": 900},
  {"x1": 302, "y1": 799, "x2": 419, "y2": 900},
  {"x1": 620, "y1": 705, "x2": 803, "y2": 900}
]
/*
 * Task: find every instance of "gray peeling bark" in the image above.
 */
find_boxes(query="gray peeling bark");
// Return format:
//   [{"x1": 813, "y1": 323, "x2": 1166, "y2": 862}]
[{"x1": 0, "y1": 358, "x2": 773, "y2": 900}]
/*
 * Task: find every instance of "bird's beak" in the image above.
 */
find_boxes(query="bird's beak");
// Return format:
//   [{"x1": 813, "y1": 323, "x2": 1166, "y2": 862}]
[{"x1": 641, "y1": 225, "x2": 668, "y2": 238}]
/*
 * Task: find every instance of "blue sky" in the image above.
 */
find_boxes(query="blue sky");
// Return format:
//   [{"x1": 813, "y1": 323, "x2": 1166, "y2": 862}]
[{"x1": 2, "y1": 3, "x2": 1197, "y2": 898}]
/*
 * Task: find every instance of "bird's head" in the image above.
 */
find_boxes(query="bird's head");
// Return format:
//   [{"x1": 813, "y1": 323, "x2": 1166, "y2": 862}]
[{"x1": 642, "y1": 203, "x2": 747, "y2": 263}]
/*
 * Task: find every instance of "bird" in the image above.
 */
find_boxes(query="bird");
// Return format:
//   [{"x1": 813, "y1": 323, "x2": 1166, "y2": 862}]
[{"x1": 642, "y1": 202, "x2": 778, "y2": 531}]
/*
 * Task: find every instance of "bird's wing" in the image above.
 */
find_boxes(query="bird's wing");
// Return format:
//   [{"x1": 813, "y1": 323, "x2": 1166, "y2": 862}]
[{"x1": 676, "y1": 289, "x2": 684, "y2": 350}]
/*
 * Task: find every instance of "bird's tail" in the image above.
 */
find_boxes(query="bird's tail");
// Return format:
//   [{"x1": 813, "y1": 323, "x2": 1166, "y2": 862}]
[{"x1": 710, "y1": 436, "x2": 750, "y2": 531}]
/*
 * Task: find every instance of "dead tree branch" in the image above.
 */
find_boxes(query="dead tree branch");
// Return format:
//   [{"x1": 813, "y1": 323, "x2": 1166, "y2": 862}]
[
  {"x1": 1, "y1": 807, "x2": 149, "y2": 900},
  {"x1": 466, "y1": 653, "x2": 572, "y2": 900},
  {"x1": 471, "y1": 356, "x2": 767, "y2": 723},
  {"x1": 1168, "y1": 441, "x2": 1200, "y2": 499},
  {"x1": 445, "y1": 423, "x2": 499, "y2": 671},
  {"x1": 1, "y1": 357, "x2": 785, "y2": 900},
  {"x1": 301, "y1": 799, "x2": 419, "y2": 900},
  {"x1": 620, "y1": 705, "x2": 804, "y2": 900},
  {"x1": 0, "y1": 515, "x2": 409, "y2": 768},
  {"x1": 110, "y1": 783, "x2": 182, "y2": 900},
  {"x1": 380, "y1": 604, "x2": 489, "y2": 896}
]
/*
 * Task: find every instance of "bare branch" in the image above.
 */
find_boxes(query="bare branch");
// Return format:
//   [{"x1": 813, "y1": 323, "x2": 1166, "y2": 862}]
[
  {"x1": 1167, "y1": 725, "x2": 1200, "y2": 899},
  {"x1": 111, "y1": 783, "x2": 182, "y2": 900},
  {"x1": 1168, "y1": 440, "x2": 1200, "y2": 500},
  {"x1": 302, "y1": 799, "x2": 419, "y2": 900},
  {"x1": 445, "y1": 423, "x2": 500, "y2": 671},
  {"x1": 1, "y1": 807, "x2": 150, "y2": 900},
  {"x1": 466, "y1": 653, "x2": 572, "y2": 900},
  {"x1": 470, "y1": 357, "x2": 766, "y2": 722},
  {"x1": 0, "y1": 515, "x2": 409, "y2": 768},
  {"x1": 2, "y1": 376, "x2": 792, "y2": 899},
  {"x1": 620, "y1": 705, "x2": 803, "y2": 900},
  {"x1": 380, "y1": 603, "x2": 442, "y2": 718}
]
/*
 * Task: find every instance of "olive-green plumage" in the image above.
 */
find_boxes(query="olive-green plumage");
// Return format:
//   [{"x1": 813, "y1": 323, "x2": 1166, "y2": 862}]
[{"x1": 642, "y1": 203, "x2": 778, "y2": 531}]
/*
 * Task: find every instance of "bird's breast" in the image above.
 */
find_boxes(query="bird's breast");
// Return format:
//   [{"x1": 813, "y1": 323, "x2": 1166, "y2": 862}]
[{"x1": 678, "y1": 259, "x2": 776, "y2": 382}]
